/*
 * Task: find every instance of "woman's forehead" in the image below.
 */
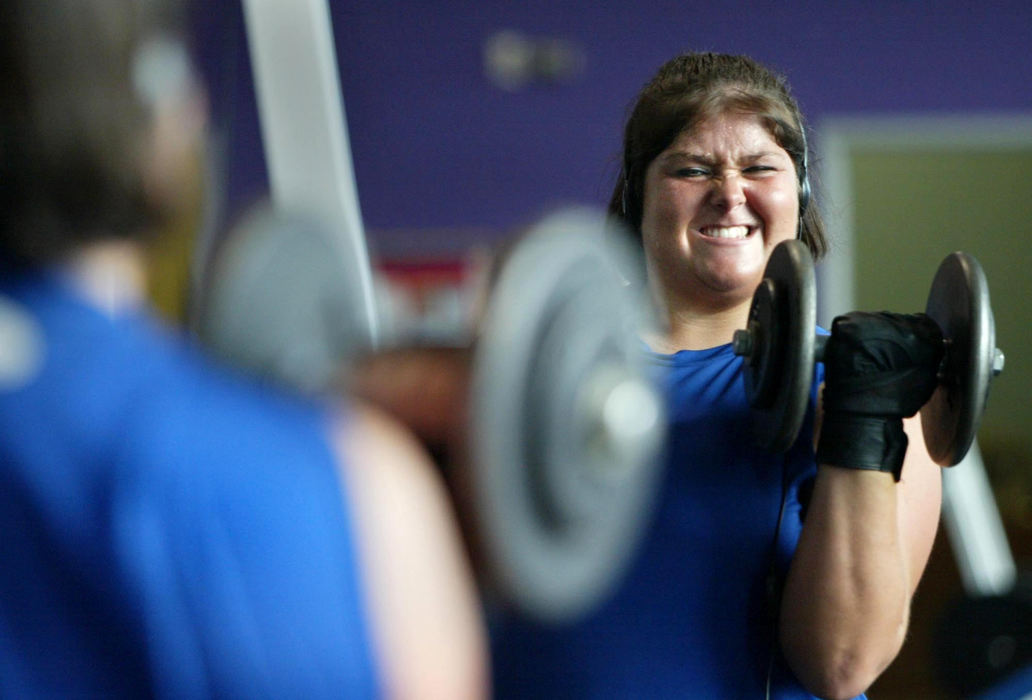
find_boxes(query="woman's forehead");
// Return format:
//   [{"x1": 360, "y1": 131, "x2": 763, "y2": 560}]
[{"x1": 665, "y1": 112, "x2": 785, "y2": 155}]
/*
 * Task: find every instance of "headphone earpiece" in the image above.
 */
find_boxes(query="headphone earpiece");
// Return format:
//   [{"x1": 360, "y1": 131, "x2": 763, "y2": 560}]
[
  {"x1": 797, "y1": 126, "x2": 811, "y2": 237},
  {"x1": 798, "y1": 166, "x2": 811, "y2": 217},
  {"x1": 798, "y1": 124, "x2": 811, "y2": 214}
]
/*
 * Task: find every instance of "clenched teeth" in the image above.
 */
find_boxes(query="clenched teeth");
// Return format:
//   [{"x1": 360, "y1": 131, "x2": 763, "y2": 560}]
[{"x1": 700, "y1": 226, "x2": 750, "y2": 239}]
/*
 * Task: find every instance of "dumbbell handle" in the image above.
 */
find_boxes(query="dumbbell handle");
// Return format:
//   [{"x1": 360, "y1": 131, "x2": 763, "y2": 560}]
[
  {"x1": 812, "y1": 329, "x2": 940, "y2": 377},
  {"x1": 812, "y1": 329, "x2": 1004, "y2": 378},
  {"x1": 733, "y1": 244, "x2": 1003, "y2": 465},
  {"x1": 811, "y1": 328, "x2": 949, "y2": 389}
]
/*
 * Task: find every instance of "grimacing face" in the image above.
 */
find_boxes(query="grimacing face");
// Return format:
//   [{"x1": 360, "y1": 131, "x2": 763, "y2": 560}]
[{"x1": 639, "y1": 111, "x2": 800, "y2": 311}]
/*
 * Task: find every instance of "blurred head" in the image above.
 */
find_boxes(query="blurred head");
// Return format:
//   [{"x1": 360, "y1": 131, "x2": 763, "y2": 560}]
[
  {"x1": 608, "y1": 52, "x2": 826, "y2": 261},
  {"x1": 0, "y1": 0, "x2": 204, "y2": 268}
]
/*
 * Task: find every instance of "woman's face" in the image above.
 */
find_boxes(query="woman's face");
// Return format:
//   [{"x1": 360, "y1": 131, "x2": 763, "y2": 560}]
[{"x1": 640, "y1": 111, "x2": 800, "y2": 310}]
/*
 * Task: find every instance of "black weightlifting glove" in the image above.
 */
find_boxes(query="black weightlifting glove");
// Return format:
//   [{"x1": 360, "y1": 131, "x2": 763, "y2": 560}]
[{"x1": 816, "y1": 311, "x2": 944, "y2": 481}]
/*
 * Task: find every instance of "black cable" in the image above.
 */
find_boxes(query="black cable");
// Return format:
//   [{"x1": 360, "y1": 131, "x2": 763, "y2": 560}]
[{"x1": 765, "y1": 454, "x2": 791, "y2": 700}]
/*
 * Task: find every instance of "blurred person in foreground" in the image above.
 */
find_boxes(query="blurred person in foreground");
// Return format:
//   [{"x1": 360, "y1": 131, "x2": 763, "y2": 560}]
[{"x1": 0, "y1": 2, "x2": 486, "y2": 697}]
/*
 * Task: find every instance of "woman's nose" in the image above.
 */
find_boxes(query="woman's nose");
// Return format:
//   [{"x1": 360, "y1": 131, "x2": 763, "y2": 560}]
[{"x1": 709, "y1": 173, "x2": 746, "y2": 211}]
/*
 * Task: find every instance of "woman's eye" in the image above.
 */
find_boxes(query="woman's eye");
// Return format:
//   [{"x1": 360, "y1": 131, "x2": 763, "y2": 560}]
[
  {"x1": 746, "y1": 164, "x2": 786, "y2": 176},
  {"x1": 675, "y1": 167, "x2": 708, "y2": 178}
]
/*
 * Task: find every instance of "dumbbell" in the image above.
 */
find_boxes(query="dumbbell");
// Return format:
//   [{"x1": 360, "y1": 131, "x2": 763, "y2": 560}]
[
  {"x1": 732, "y1": 239, "x2": 1004, "y2": 465},
  {"x1": 196, "y1": 204, "x2": 665, "y2": 623}
]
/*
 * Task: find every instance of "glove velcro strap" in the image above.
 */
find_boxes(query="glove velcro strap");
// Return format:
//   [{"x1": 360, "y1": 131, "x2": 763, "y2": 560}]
[{"x1": 816, "y1": 413, "x2": 908, "y2": 481}]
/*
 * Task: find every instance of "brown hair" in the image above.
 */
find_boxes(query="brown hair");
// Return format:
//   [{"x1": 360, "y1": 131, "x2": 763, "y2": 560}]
[
  {"x1": 608, "y1": 52, "x2": 827, "y2": 260},
  {"x1": 0, "y1": 0, "x2": 184, "y2": 267}
]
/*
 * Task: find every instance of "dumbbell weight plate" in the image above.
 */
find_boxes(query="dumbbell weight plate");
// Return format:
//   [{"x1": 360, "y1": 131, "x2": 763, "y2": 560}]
[
  {"x1": 197, "y1": 205, "x2": 376, "y2": 394},
  {"x1": 738, "y1": 240, "x2": 817, "y2": 453},
  {"x1": 469, "y1": 209, "x2": 665, "y2": 623},
  {"x1": 922, "y1": 252, "x2": 997, "y2": 467}
]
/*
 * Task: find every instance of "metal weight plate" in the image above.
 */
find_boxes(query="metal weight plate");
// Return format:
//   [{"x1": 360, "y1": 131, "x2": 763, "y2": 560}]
[
  {"x1": 469, "y1": 208, "x2": 666, "y2": 623},
  {"x1": 196, "y1": 205, "x2": 376, "y2": 394},
  {"x1": 922, "y1": 252, "x2": 998, "y2": 467},
  {"x1": 740, "y1": 278, "x2": 780, "y2": 410},
  {"x1": 736, "y1": 240, "x2": 816, "y2": 453}
]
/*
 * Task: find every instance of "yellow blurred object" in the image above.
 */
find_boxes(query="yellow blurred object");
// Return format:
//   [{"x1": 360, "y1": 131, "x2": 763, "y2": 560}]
[{"x1": 144, "y1": 147, "x2": 206, "y2": 325}]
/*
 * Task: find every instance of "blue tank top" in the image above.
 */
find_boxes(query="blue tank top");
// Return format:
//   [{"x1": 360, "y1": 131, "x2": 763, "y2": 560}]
[
  {"x1": 491, "y1": 341, "x2": 861, "y2": 699},
  {"x1": 0, "y1": 269, "x2": 379, "y2": 698}
]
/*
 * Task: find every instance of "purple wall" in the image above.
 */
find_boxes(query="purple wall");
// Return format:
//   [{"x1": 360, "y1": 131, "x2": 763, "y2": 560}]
[{"x1": 198, "y1": 1, "x2": 1032, "y2": 256}]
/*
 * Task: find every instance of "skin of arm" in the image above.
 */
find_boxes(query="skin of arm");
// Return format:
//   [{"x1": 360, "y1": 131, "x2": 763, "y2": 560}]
[
  {"x1": 332, "y1": 402, "x2": 489, "y2": 700},
  {"x1": 780, "y1": 410, "x2": 942, "y2": 700}
]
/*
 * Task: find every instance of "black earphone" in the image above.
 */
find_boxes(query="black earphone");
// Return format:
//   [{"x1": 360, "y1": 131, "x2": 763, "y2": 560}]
[
  {"x1": 620, "y1": 174, "x2": 630, "y2": 219},
  {"x1": 797, "y1": 124, "x2": 811, "y2": 220}
]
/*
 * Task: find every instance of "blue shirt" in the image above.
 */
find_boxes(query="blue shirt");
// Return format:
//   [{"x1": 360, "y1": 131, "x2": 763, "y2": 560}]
[
  {"x1": 492, "y1": 341, "x2": 856, "y2": 699},
  {"x1": 0, "y1": 269, "x2": 379, "y2": 698}
]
